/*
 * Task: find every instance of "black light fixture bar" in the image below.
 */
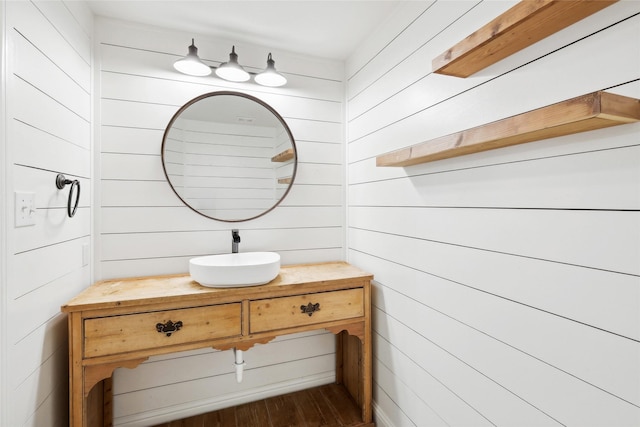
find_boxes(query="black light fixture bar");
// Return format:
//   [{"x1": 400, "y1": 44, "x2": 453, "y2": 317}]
[{"x1": 173, "y1": 39, "x2": 287, "y2": 87}]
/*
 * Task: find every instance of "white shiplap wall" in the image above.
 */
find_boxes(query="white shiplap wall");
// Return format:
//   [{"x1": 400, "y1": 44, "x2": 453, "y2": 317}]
[
  {"x1": 94, "y1": 17, "x2": 345, "y2": 426},
  {"x1": 0, "y1": 2, "x2": 6, "y2": 424},
  {"x1": 346, "y1": 1, "x2": 640, "y2": 426},
  {"x1": 2, "y1": 1, "x2": 93, "y2": 426}
]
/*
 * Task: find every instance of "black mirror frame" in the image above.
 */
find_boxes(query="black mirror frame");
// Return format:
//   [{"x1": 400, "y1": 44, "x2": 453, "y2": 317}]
[{"x1": 161, "y1": 91, "x2": 297, "y2": 222}]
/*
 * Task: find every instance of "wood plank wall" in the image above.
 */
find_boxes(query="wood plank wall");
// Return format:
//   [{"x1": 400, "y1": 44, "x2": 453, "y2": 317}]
[
  {"x1": 2, "y1": 1, "x2": 93, "y2": 425},
  {"x1": 345, "y1": 1, "x2": 640, "y2": 426},
  {"x1": 94, "y1": 18, "x2": 345, "y2": 426}
]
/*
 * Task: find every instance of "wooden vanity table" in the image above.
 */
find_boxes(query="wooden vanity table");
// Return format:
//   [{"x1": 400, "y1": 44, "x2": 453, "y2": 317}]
[{"x1": 62, "y1": 262, "x2": 373, "y2": 427}]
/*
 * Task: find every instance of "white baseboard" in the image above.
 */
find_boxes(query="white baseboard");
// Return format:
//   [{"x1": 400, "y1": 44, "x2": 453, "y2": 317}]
[
  {"x1": 114, "y1": 373, "x2": 334, "y2": 427},
  {"x1": 373, "y1": 400, "x2": 396, "y2": 427}
]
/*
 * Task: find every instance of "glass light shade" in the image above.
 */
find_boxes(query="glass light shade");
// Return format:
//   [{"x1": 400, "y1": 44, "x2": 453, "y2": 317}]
[
  {"x1": 255, "y1": 53, "x2": 287, "y2": 87},
  {"x1": 215, "y1": 46, "x2": 250, "y2": 82},
  {"x1": 173, "y1": 39, "x2": 211, "y2": 77}
]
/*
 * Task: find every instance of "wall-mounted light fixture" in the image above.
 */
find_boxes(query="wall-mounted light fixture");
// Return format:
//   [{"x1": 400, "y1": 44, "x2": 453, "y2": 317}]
[
  {"x1": 173, "y1": 39, "x2": 287, "y2": 87},
  {"x1": 254, "y1": 53, "x2": 287, "y2": 87}
]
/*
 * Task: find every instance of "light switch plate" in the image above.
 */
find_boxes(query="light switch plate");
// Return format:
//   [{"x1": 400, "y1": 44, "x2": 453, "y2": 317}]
[{"x1": 15, "y1": 191, "x2": 36, "y2": 227}]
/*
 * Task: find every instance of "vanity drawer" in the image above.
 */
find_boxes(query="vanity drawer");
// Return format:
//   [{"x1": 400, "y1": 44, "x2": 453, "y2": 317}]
[
  {"x1": 84, "y1": 303, "x2": 241, "y2": 358},
  {"x1": 250, "y1": 288, "x2": 364, "y2": 333}
]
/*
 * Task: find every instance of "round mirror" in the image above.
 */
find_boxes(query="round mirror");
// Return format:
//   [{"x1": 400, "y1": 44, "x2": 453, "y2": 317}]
[{"x1": 161, "y1": 91, "x2": 297, "y2": 222}]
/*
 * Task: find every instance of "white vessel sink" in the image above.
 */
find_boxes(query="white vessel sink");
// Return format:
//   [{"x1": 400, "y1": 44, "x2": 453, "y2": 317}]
[{"x1": 189, "y1": 252, "x2": 281, "y2": 287}]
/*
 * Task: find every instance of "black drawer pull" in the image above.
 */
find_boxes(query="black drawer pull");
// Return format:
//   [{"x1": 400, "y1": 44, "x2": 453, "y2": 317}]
[
  {"x1": 156, "y1": 320, "x2": 183, "y2": 336},
  {"x1": 300, "y1": 302, "x2": 320, "y2": 317}
]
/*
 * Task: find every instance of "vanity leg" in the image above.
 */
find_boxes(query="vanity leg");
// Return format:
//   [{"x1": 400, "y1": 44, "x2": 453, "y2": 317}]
[
  {"x1": 340, "y1": 333, "x2": 364, "y2": 409},
  {"x1": 87, "y1": 379, "x2": 105, "y2": 426},
  {"x1": 103, "y1": 377, "x2": 114, "y2": 426},
  {"x1": 363, "y1": 282, "x2": 372, "y2": 424},
  {"x1": 336, "y1": 330, "x2": 372, "y2": 424},
  {"x1": 68, "y1": 315, "x2": 114, "y2": 427},
  {"x1": 83, "y1": 377, "x2": 113, "y2": 427},
  {"x1": 68, "y1": 313, "x2": 85, "y2": 427},
  {"x1": 336, "y1": 331, "x2": 344, "y2": 384}
]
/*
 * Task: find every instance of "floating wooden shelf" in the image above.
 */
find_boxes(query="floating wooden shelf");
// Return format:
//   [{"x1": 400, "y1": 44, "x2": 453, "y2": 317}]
[
  {"x1": 271, "y1": 148, "x2": 294, "y2": 162},
  {"x1": 376, "y1": 91, "x2": 640, "y2": 167},
  {"x1": 433, "y1": 0, "x2": 617, "y2": 78},
  {"x1": 278, "y1": 177, "x2": 293, "y2": 184}
]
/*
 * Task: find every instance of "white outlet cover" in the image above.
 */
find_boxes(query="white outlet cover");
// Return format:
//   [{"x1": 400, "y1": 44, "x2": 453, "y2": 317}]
[{"x1": 15, "y1": 191, "x2": 36, "y2": 227}]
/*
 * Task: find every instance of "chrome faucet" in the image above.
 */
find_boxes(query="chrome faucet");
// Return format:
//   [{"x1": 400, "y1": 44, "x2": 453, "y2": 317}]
[{"x1": 232, "y1": 229, "x2": 240, "y2": 253}]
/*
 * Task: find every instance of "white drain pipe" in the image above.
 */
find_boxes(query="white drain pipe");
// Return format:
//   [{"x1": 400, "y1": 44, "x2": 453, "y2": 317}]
[{"x1": 233, "y1": 348, "x2": 246, "y2": 383}]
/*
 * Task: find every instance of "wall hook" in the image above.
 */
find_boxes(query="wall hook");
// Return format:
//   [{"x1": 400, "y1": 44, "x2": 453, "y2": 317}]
[{"x1": 55, "y1": 174, "x2": 80, "y2": 218}]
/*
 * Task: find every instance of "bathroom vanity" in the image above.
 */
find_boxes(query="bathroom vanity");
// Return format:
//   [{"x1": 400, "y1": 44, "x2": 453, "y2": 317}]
[{"x1": 62, "y1": 261, "x2": 373, "y2": 427}]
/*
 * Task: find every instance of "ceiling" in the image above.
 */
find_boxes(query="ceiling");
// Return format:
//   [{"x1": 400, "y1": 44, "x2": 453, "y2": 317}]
[{"x1": 86, "y1": 0, "x2": 405, "y2": 60}]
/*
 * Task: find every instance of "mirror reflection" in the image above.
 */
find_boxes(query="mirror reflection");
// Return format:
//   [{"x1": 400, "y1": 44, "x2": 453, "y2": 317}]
[{"x1": 162, "y1": 91, "x2": 297, "y2": 222}]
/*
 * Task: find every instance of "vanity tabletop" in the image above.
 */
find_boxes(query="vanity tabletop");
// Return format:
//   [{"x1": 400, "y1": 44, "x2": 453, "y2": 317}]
[{"x1": 62, "y1": 261, "x2": 372, "y2": 313}]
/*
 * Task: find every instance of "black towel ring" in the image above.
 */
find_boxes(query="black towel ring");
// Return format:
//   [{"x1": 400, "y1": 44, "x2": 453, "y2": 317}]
[{"x1": 56, "y1": 174, "x2": 80, "y2": 218}]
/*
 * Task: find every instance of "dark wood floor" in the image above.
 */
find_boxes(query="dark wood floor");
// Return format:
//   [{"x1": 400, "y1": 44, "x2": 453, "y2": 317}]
[{"x1": 152, "y1": 383, "x2": 369, "y2": 427}]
